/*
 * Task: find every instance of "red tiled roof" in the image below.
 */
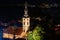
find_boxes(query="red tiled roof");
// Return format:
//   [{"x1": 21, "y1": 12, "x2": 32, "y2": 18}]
[{"x1": 3, "y1": 26, "x2": 23, "y2": 35}]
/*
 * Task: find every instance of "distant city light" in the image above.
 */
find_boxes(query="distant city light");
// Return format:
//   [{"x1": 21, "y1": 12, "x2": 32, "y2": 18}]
[
  {"x1": 57, "y1": 24, "x2": 60, "y2": 27},
  {"x1": 54, "y1": 28, "x2": 59, "y2": 31},
  {"x1": 39, "y1": 3, "x2": 60, "y2": 8}
]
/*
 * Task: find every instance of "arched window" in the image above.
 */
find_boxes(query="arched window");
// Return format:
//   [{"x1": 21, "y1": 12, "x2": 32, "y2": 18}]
[
  {"x1": 27, "y1": 19, "x2": 28, "y2": 20},
  {"x1": 24, "y1": 22, "x2": 25, "y2": 25},
  {"x1": 27, "y1": 22, "x2": 29, "y2": 25}
]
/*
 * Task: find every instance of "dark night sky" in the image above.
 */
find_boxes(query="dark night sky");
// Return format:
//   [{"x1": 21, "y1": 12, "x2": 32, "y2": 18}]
[{"x1": 0, "y1": 0, "x2": 60, "y2": 21}]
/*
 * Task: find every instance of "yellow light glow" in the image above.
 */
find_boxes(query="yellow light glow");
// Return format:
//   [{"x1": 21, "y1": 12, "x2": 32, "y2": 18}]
[
  {"x1": 3, "y1": 33, "x2": 14, "y2": 39},
  {"x1": 3, "y1": 32, "x2": 27, "y2": 39}
]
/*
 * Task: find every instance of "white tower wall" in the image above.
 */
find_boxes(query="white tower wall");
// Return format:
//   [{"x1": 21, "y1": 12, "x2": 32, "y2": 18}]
[
  {"x1": 22, "y1": 17, "x2": 30, "y2": 32},
  {"x1": 22, "y1": 2, "x2": 30, "y2": 32}
]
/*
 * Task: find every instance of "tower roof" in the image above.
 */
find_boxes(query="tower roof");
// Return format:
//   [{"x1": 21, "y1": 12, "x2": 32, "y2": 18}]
[{"x1": 24, "y1": 2, "x2": 28, "y2": 17}]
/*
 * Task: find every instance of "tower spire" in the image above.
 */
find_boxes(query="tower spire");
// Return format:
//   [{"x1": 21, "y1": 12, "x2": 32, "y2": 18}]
[{"x1": 24, "y1": 2, "x2": 28, "y2": 17}]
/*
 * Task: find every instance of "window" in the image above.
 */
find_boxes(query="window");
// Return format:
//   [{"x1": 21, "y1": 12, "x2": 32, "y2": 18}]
[
  {"x1": 24, "y1": 22, "x2": 25, "y2": 25},
  {"x1": 24, "y1": 19, "x2": 25, "y2": 20},
  {"x1": 27, "y1": 19, "x2": 28, "y2": 20},
  {"x1": 27, "y1": 22, "x2": 28, "y2": 25}
]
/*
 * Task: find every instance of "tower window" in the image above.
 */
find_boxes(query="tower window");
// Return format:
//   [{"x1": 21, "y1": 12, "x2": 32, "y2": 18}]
[
  {"x1": 27, "y1": 22, "x2": 28, "y2": 25},
  {"x1": 24, "y1": 22, "x2": 25, "y2": 25},
  {"x1": 24, "y1": 19, "x2": 25, "y2": 20},
  {"x1": 27, "y1": 19, "x2": 28, "y2": 20}
]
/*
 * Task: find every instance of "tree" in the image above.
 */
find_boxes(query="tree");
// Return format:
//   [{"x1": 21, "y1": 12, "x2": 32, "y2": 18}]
[
  {"x1": 27, "y1": 25, "x2": 45, "y2": 40},
  {"x1": 27, "y1": 31, "x2": 34, "y2": 40}
]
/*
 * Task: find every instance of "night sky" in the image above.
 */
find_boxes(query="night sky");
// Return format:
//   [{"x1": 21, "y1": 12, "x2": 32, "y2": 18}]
[{"x1": 0, "y1": 0, "x2": 60, "y2": 21}]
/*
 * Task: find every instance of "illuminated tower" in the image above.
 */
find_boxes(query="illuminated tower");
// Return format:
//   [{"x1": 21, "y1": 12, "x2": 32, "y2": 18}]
[{"x1": 22, "y1": 2, "x2": 30, "y2": 32}]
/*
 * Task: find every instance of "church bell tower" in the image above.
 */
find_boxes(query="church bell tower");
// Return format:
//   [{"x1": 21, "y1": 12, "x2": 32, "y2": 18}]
[{"x1": 22, "y1": 2, "x2": 30, "y2": 32}]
